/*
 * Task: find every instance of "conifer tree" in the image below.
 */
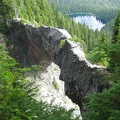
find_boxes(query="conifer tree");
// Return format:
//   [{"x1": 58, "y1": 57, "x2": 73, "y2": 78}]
[
  {"x1": 112, "y1": 12, "x2": 120, "y2": 43},
  {"x1": 108, "y1": 12, "x2": 120, "y2": 76},
  {"x1": 84, "y1": 12, "x2": 120, "y2": 120}
]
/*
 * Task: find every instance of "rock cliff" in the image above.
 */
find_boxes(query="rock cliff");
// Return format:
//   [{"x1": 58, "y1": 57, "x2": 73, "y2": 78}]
[{"x1": 7, "y1": 20, "x2": 108, "y2": 114}]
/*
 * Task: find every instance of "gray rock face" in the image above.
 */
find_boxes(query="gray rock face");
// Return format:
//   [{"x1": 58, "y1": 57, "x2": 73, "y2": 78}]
[{"x1": 8, "y1": 21, "x2": 108, "y2": 113}]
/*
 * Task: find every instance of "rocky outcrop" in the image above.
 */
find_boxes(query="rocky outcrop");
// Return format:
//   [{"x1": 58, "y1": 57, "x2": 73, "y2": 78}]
[{"x1": 7, "y1": 20, "x2": 108, "y2": 114}]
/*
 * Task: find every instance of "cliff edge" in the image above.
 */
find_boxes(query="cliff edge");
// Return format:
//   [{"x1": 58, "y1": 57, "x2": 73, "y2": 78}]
[{"x1": 7, "y1": 20, "x2": 108, "y2": 113}]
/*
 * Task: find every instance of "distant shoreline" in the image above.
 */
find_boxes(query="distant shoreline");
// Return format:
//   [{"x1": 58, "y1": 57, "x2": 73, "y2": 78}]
[
  {"x1": 68, "y1": 13, "x2": 106, "y2": 24},
  {"x1": 67, "y1": 13, "x2": 95, "y2": 17}
]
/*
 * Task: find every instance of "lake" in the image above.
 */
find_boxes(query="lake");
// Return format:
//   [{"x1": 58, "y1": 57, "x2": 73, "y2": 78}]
[{"x1": 69, "y1": 13, "x2": 105, "y2": 31}]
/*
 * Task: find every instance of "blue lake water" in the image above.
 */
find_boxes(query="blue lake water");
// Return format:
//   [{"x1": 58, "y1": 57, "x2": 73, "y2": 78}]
[{"x1": 70, "y1": 14, "x2": 105, "y2": 31}]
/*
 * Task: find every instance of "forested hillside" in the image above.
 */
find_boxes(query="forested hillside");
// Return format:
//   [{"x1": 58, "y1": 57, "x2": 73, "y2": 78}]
[
  {"x1": 0, "y1": 0, "x2": 105, "y2": 52},
  {"x1": 0, "y1": 0, "x2": 120, "y2": 120},
  {"x1": 0, "y1": 45, "x2": 80, "y2": 120},
  {"x1": 49, "y1": 1, "x2": 120, "y2": 119},
  {"x1": 84, "y1": 12, "x2": 120, "y2": 120},
  {"x1": 50, "y1": 0, "x2": 120, "y2": 23},
  {"x1": 0, "y1": 0, "x2": 82, "y2": 119}
]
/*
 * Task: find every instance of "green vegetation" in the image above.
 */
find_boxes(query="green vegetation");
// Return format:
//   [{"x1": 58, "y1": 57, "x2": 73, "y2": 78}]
[
  {"x1": 50, "y1": 0, "x2": 120, "y2": 33},
  {"x1": 0, "y1": 45, "x2": 79, "y2": 120},
  {"x1": 0, "y1": 45, "x2": 37, "y2": 119},
  {"x1": 87, "y1": 12, "x2": 120, "y2": 71},
  {"x1": 59, "y1": 39, "x2": 66, "y2": 48},
  {"x1": 52, "y1": 77, "x2": 59, "y2": 90},
  {"x1": 83, "y1": 12, "x2": 120, "y2": 120},
  {"x1": 84, "y1": 81, "x2": 120, "y2": 120},
  {"x1": 0, "y1": 0, "x2": 104, "y2": 52},
  {"x1": 1, "y1": 0, "x2": 120, "y2": 119},
  {"x1": 50, "y1": 0, "x2": 119, "y2": 23},
  {"x1": 86, "y1": 33, "x2": 109, "y2": 66},
  {"x1": 71, "y1": 38, "x2": 87, "y2": 53}
]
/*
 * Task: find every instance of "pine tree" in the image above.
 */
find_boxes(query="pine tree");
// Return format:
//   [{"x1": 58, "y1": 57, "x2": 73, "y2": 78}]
[
  {"x1": 112, "y1": 12, "x2": 120, "y2": 43},
  {"x1": 84, "y1": 12, "x2": 120, "y2": 120},
  {"x1": 84, "y1": 80, "x2": 120, "y2": 120},
  {"x1": 108, "y1": 12, "x2": 120, "y2": 76}
]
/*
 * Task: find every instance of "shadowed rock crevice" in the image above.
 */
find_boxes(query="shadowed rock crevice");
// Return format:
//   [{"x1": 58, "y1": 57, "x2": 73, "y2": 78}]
[{"x1": 7, "y1": 20, "x2": 108, "y2": 113}]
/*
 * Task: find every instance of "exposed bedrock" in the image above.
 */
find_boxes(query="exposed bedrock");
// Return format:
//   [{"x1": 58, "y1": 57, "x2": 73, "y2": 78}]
[{"x1": 7, "y1": 20, "x2": 108, "y2": 113}]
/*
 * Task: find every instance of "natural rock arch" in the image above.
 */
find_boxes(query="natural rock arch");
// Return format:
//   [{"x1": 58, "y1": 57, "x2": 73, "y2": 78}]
[{"x1": 8, "y1": 20, "x2": 108, "y2": 113}]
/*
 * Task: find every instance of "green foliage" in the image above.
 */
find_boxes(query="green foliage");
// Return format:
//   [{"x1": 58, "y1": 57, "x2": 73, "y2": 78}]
[
  {"x1": 83, "y1": 12, "x2": 120, "y2": 120},
  {"x1": 0, "y1": 0, "x2": 103, "y2": 52},
  {"x1": 87, "y1": 48, "x2": 109, "y2": 66},
  {"x1": 0, "y1": 45, "x2": 37, "y2": 119},
  {"x1": 108, "y1": 12, "x2": 120, "y2": 79},
  {"x1": 52, "y1": 77, "x2": 59, "y2": 90},
  {"x1": 112, "y1": 12, "x2": 120, "y2": 43},
  {"x1": 50, "y1": 0, "x2": 119, "y2": 23},
  {"x1": 50, "y1": 0, "x2": 120, "y2": 33},
  {"x1": 0, "y1": 45, "x2": 79, "y2": 120},
  {"x1": 0, "y1": 0, "x2": 14, "y2": 33},
  {"x1": 20, "y1": 19, "x2": 33, "y2": 25},
  {"x1": 86, "y1": 33, "x2": 109, "y2": 66},
  {"x1": 29, "y1": 65, "x2": 41, "y2": 79},
  {"x1": 86, "y1": 12, "x2": 120, "y2": 70},
  {"x1": 84, "y1": 80, "x2": 120, "y2": 120},
  {"x1": 71, "y1": 38, "x2": 87, "y2": 53},
  {"x1": 59, "y1": 39, "x2": 66, "y2": 48}
]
